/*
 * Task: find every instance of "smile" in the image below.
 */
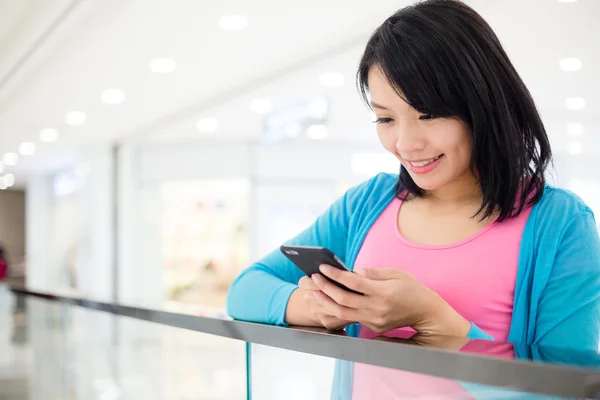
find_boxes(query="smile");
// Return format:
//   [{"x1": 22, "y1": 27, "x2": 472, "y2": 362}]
[{"x1": 408, "y1": 155, "x2": 443, "y2": 167}]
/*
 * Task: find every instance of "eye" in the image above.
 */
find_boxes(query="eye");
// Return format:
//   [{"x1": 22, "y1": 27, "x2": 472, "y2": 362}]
[
  {"x1": 373, "y1": 117, "x2": 393, "y2": 124},
  {"x1": 419, "y1": 114, "x2": 435, "y2": 121}
]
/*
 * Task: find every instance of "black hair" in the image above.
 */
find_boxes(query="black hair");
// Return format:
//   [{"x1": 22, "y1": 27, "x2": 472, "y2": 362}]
[{"x1": 357, "y1": 0, "x2": 551, "y2": 222}]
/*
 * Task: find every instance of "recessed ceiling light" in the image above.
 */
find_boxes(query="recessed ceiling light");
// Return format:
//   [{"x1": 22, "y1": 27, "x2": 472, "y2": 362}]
[
  {"x1": 319, "y1": 72, "x2": 345, "y2": 87},
  {"x1": 18, "y1": 142, "x2": 35, "y2": 156},
  {"x1": 306, "y1": 124, "x2": 329, "y2": 140},
  {"x1": 196, "y1": 117, "x2": 219, "y2": 133},
  {"x1": 2, "y1": 153, "x2": 18, "y2": 166},
  {"x1": 40, "y1": 128, "x2": 59, "y2": 143},
  {"x1": 565, "y1": 97, "x2": 586, "y2": 110},
  {"x1": 567, "y1": 122, "x2": 584, "y2": 136},
  {"x1": 250, "y1": 98, "x2": 272, "y2": 114},
  {"x1": 568, "y1": 141, "x2": 583, "y2": 155},
  {"x1": 65, "y1": 111, "x2": 87, "y2": 126},
  {"x1": 559, "y1": 58, "x2": 582, "y2": 71},
  {"x1": 102, "y1": 88, "x2": 126, "y2": 105},
  {"x1": 3, "y1": 173, "x2": 15, "y2": 187},
  {"x1": 149, "y1": 58, "x2": 176, "y2": 73},
  {"x1": 219, "y1": 15, "x2": 249, "y2": 31}
]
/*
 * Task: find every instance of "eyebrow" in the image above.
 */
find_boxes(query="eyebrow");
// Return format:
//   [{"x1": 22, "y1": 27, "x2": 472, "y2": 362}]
[{"x1": 370, "y1": 101, "x2": 389, "y2": 110}]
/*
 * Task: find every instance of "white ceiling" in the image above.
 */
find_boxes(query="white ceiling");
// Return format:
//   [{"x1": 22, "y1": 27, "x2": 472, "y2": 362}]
[{"x1": 0, "y1": 0, "x2": 599, "y2": 186}]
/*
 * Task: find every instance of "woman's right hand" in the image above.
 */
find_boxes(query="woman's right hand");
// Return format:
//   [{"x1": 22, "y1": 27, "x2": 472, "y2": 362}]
[{"x1": 297, "y1": 276, "x2": 352, "y2": 331}]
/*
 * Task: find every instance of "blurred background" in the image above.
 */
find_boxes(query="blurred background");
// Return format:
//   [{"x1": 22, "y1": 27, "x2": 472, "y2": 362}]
[{"x1": 0, "y1": 0, "x2": 599, "y2": 311}]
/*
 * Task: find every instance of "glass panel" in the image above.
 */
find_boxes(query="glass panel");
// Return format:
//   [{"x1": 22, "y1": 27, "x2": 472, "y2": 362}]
[
  {"x1": 0, "y1": 287, "x2": 247, "y2": 400},
  {"x1": 249, "y1": 335, "x2": 598, "y2": 400}
]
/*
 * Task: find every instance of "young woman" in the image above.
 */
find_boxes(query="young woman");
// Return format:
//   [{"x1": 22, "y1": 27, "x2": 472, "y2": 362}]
[{"x1": 227, "y1": 0, "x2": 600, "y2": 350}]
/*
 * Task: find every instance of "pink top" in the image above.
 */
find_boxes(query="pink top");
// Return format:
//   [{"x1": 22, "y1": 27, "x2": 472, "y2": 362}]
[{"x1": 352, "y1": 197, "x2": 531, "y2": 398}]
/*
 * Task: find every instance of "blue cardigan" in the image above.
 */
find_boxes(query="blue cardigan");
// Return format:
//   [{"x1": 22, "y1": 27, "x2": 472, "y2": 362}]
[{"x1": 227, "y1": 172, "x2": 600, "y2": 349}]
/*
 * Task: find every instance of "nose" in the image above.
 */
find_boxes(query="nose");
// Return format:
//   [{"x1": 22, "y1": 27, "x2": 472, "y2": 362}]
[{"x1": 394, "y1": 125, "x2": 427, "y2": 155}]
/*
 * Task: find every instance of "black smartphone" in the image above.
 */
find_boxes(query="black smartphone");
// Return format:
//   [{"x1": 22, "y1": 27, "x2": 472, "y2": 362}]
[{"x1": 280, "y1": 245, "x2": 362, "y2": 295}]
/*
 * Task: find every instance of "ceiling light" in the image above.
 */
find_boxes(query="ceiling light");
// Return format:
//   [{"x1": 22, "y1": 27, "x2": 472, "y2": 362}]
[
  {"x1": 40, "y1": 128, "x2": 59, "y2": 143},
  {"x1": 319, "y1": 72, "x2": 345, "y2": 87},
  {"x1": 196, "y1": 117, "x2": 219, "y2": 133},
  {"x1": 250, "y1": 98, "x2": 272, "y2": 114},
  {"x1": 559, "y1": 58, "x2": 582, "y2": 71},
  {"x1": 3, "y1": 173, "x2": 15, "y2": 187},
  {"x1": 565, "y1": 97, "x2": 586, "y2": 110},
  {"x1": 65, "y1": 111, "x2": 87, "y2": 126},
  {"x1": 567, "y1": 123, "x2": 584, "y2": 136},
  {"x1": 149, "y1": 58, "x2": 176, "y2": 73},
  {"x1": 568, "y1": 141, "x2": 583, "y2": 155},
  {"x1": 101, "y1": 88, "x2": 126, "y2": 105},
  {"x1": 3, "y1": 153, "x2": 18, "y2": 166},
  {"x1": 18, "y1": 142, "x2": 35, "y2": 156},
  {"x1": 219, "y1": 15, "x2": 249, "y2": 31},
  {"x1": 306, "y1": 124, "x2": 329, "y2": 140}
]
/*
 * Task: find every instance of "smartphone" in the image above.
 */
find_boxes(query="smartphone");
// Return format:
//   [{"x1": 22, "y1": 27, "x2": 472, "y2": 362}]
[{"x1": 280, "y1": 245, "x2": 362, "y2": 295}]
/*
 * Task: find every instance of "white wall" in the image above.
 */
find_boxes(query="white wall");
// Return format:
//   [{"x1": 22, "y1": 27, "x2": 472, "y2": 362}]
[{"x1": 26, "y1": 146, "x2": 115, "y2": 299}]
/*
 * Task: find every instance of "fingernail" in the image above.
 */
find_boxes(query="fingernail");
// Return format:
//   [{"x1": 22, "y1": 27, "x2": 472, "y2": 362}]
[
  {"x1": 319, "y1": 264, "x2": 330, "y2": 273},
  {"x1": 355, "y1": 269, "x2": 366, "y2": 277}
]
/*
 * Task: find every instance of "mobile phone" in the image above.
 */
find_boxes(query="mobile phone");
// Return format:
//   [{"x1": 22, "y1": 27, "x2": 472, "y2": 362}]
[{"x1": 280, "y1": 245, "x2": 362, "y2": 295}]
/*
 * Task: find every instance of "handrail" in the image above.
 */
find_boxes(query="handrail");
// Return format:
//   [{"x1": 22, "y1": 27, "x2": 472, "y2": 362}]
[{"x1": 8, "y1": 284, "x2": 600, "y2": 398}]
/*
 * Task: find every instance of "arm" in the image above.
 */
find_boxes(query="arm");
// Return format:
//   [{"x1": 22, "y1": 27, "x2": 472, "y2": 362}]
[
  {"x1": 534, "y1": 210, "x2": 600, "y2": 350},
  {"x1": 226, "y1": 178, "x2": 373, "y2": 326}
]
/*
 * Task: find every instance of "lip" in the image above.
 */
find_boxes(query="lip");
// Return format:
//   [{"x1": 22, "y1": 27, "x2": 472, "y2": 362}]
[{"x1": 406, "y1": 154, "x2": 444, "y2": 174}]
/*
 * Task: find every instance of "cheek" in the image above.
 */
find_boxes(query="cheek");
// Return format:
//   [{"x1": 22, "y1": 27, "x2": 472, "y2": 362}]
[
  {"x1": 434, "y1": 123, "x2": 472, "y2": 159},
  {"x1": 377, "y1": 129, "x2": 398, "y2": 154}
]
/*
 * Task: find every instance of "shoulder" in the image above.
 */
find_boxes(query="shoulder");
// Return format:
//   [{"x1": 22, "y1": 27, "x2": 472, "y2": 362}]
[
  {"x1": 335, "y1": 173, "x2": 398, "y2": 220},
  {"x1": 344, "y1": 173, "x2": 398, "y2": 204},
  {"x1": 535, "y1": 185, "x2": 594, "y2": 221}
]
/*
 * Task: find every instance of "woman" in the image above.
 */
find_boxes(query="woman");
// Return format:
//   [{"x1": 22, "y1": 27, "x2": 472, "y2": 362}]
[{"x1": 227, "y1": 0, "x2": 600, "y2": 350}]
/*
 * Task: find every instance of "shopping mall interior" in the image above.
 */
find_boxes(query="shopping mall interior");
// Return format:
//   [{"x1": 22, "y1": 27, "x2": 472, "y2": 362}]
[{"x1": 1, "y1": 0, "x2": 599, "y2": 398}]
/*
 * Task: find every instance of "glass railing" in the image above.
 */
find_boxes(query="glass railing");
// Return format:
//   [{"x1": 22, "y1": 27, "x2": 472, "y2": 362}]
[{"x1": 3, "y1": 283, "x2": 600, "y2": 399}]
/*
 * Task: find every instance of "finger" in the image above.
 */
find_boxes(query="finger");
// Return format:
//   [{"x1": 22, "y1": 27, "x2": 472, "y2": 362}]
[
  {"x1": 298, "y1": 276, "x2": 318, "y2": 290},
  {"x1": 312, "y1": 283, "x2": 361, "y2": 321},
  {"x1": 312, "y1": 273, "x2": 365, "y2": 308},
  {"x1": 318, "y1": 264, "x2": 371, "y2": 295},
  {"x1": 354, "y1": 268, "x2": 399, "y2": 281},
  {"x1": 320, "y1": 315, "x2": 349, "y2": 331}
]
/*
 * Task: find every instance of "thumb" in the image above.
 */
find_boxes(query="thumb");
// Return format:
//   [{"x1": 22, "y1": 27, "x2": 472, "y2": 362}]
[{"x1": 354, "y1": 268, "x2": 398, "y2": 280}]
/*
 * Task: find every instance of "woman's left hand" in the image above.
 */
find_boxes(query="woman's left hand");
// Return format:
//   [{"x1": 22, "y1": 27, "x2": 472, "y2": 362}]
[{"x1": 311, "y1": 265, "x2": 471, "y2": 336}]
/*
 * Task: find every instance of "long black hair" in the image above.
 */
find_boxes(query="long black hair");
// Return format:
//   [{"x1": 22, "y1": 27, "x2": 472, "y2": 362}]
[{"x1": 357, "y1": 0, "x2": 551, "y2": 222}]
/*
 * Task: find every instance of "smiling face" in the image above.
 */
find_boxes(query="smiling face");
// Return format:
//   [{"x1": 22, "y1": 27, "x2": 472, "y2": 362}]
[{"x1": 368, "y1": 66, "x2": 475, "y2": 193}]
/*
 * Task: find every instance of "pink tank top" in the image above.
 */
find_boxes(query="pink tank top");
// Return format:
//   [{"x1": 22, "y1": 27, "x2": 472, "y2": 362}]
[{"x1": 352, "y1": 197, "x2": 531, "y2": 398}]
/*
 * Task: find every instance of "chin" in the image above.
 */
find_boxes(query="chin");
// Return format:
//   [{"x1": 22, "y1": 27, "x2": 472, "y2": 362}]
[{"x1": 408, "y1": 175, "x2": 447, "y2": 192}]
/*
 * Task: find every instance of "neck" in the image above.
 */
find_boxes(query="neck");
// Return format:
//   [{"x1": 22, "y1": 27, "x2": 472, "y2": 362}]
[{"x1": 425, "y1": 173, "x2": 482, "y2": 206}]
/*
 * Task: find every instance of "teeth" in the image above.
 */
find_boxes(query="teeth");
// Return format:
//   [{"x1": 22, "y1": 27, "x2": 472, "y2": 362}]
[{"x1": 411, "y1": 155, "x2": 441, "y2": 167}]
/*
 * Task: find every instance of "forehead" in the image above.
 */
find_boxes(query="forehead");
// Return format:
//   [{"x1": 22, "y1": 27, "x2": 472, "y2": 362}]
[
  {"x1": 367, "y1": 66, "x2": 412, "y2": 110},
  {"x1": 368, "y1": 66, "x2": 415, "y2": 113}
]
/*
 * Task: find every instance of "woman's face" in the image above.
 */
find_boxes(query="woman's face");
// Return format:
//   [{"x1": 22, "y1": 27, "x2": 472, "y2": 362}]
[{"x1": 368, "y1": 67, "x2": 474, "y2": 193}]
